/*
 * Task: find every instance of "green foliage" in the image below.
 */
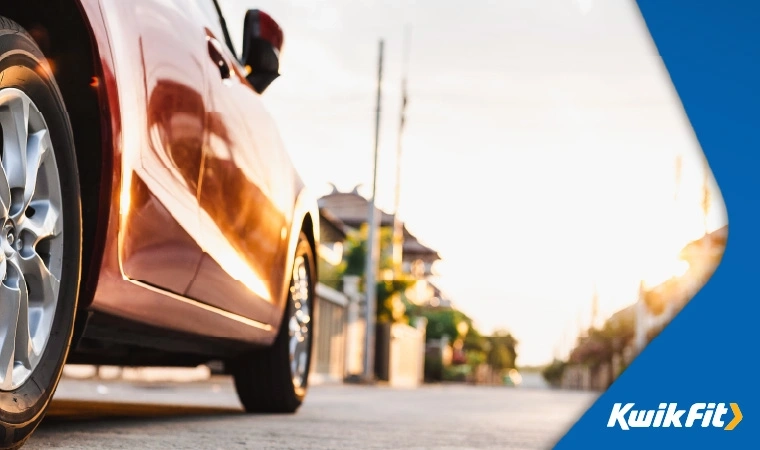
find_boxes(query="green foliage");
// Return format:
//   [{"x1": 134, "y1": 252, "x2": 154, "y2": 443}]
[
  {"x1": 317, "y1": 254, "x2": 343, "y2": 291},
  {"x1": 443, "y1": 364, "x2": 471, "y2": 382},
  {"x1": 420, "y1": 308, "x2": 471, "y2": 341},
  {"x1": 542, "y1": 359, "x2": 566, "y2": 387},
  {"x1": 466, "y1": 349, "x2": 487, "y2": 367},
  {"x1": 341, "y1": 226, "x2": 367, "y2": 277},
  {"x1": 418, "y1": 309, "x2": 519, "y2": 377},
  {"x1": 567, "y1": 308, "x2": 637, "y2": 368},
  {"x1": 336, "y1": 220, "x2": 523, "y2": 378},
  {"x1": 341, "y1": 224, "x2": 398, "y2": 274},
  {"x1": 376, "y1": 280, "x2": 414, "y2": 323},
  {"x1": 569, "y1": 320, "x2": 633, "y2": 368},
  {"x1": 486, "y1": 330, "x2": 518, "y2": 371},
  {"x1": 338, "y1": 224, "x2": 414, "y2": 324},
  {"x1": 487, "y1": 344, "x2": 512, "y2": 371},
  {"x1": 463, "y1": 326, "x2": 488, "y2": 353}
]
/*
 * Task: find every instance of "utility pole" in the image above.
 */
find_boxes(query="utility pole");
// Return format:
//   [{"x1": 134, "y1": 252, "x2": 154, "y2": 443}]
[
  {"x1": 363, "y1": 39, "x2": 384, "y2": 383},
  {"x1": 392, "y1": 26, "x2": 412, "y2": 278}
]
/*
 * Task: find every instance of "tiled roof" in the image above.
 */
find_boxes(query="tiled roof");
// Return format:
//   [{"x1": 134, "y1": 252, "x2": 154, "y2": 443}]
[{"x1": 318, "y1": 188, "x2": 441, "y2": 261}]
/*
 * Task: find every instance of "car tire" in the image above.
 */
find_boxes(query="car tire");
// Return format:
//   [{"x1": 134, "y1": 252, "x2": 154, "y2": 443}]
[
  {"x1": 0, "y1": 17, "x2": 82, "y2": 449},
  {"x1": 231, "y1": 232, "x2": 315, "y2": 414}
]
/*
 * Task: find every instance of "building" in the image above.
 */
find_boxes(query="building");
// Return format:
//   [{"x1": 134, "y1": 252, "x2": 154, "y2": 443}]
[
  {"x1": 318, "y1": 207, "x2": 348, "y2": 266},
  {"x1": 318, "y1": 186, "x2": 438, "y2": 385},
  {"x1": 415, "y1": 282, "x2": 454, "y2": 309},
  {"x1": 318, "y1": 185, "x2": 441, "y2": 278},
  {"x1": 308, "y1": 209, "x2": 350, "y2": 385}
]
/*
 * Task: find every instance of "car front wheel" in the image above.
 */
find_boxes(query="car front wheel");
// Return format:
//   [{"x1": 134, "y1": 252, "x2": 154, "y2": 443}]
[{"x1": 0, "y1": 17, "x2": 82, "y2": 449}]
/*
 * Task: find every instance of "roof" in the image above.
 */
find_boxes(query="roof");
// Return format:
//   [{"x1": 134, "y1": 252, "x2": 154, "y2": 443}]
[
  {"x1": 318, "y1": 188, "x2": 395, "y2": 228},
  {"x1": 403, "y1": 231, "x2": 441, "y2": 260},
  {"x1": 318, "y1": 187, "x2": 441, "y2": 261}
]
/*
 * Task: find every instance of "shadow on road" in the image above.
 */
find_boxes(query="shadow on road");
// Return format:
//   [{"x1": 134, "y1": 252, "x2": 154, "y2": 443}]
[
  {"x1": 30, "y1": 403, "x2": 248, "y2": 449},
  {"x1": 40, "y1": 399, "x2": 244, "y2": 426}
]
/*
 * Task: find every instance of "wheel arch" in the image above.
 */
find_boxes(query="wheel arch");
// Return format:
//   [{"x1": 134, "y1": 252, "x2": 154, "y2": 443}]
[
  {"x1": 298, "y1": 189, "x2": 320, "y2": 284},
  {"x1": 292, "y1": 184, "x2": 321, "y2": 278},
  {"x1": 273, "y1": 186, "x2": 320, "y2": 329},
  {"x1": 301, "y1": 211, "x2": 319, "y2": 278},
  {"x1": 2, "y1": 0, "x2": 116, "y2": 315}
]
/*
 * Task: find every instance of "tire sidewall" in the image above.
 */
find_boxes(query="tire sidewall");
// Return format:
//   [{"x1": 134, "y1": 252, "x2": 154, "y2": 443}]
[
  {"x1": 290, "y1": 235, "x2": 316, "y2": 400},
  {"x1": 0, "y1": 29, "x2": 81, "y2": 439},
  {"x1": 231, "y1": 233, "x2": 316, "y2": 413}
]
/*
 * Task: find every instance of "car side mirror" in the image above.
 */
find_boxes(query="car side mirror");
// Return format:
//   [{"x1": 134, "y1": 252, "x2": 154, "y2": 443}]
[{"x1": 241, "y1": 9, "x2": 283, "y2": 94}]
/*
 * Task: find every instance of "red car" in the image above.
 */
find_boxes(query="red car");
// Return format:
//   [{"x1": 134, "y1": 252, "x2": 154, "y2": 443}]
[{"x1": 0, "y1": 1, "x2": 320, "y2": 447}]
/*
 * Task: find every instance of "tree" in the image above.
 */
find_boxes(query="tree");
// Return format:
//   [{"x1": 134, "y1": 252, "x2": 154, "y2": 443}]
[
  {"x1": 338, "y1": 225, "x2": 415, "y2": 323},
  {"x1": 487, "y1": 344, "x2": 512, "y2": 371},
  {"x1": 419, "y1": 307, "x2": 471, "y2": 342},
  {"x1": 317, "y1": 253, "x2": 343, "y2": 291},
  {"x1": 542, "y1": 359, "x2": 566, "y2": 387},
  {"x1": 486, "y1": 330, "x2": 518, "y2": 371},
  {"x1": 463, "y1": 326, "x2": 488, "y2": 353}
]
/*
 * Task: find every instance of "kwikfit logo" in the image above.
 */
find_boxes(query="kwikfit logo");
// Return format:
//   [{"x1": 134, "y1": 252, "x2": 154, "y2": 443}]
[{"x1": 607, "y1": 402, "x2": 743, "y2": 431}]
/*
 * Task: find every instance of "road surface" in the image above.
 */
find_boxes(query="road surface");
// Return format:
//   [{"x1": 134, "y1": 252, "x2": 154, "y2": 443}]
[{"x1": 26, "y1": 377, "x2": 597, "y2": 449}]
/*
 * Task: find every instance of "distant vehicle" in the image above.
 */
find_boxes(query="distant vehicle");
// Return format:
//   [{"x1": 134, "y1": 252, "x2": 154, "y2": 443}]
[{"x1": 0, "y1": 1, "x2": 319, "y2": 447}]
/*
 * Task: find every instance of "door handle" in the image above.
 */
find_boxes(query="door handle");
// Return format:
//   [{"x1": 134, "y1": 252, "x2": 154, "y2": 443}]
[{"x1": 207, "y1": 37, "x2": 231, "y2": 80}]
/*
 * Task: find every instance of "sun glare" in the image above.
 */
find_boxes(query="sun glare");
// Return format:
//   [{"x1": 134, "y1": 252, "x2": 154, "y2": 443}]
[{"x1": 641, "y1": 258, "x2": 690, "y2": 289}]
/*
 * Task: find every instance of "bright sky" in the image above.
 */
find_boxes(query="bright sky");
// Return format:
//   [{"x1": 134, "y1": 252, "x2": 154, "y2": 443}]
[{"x1": 218, "y1": 0, "x2": 727, "y2": 366}]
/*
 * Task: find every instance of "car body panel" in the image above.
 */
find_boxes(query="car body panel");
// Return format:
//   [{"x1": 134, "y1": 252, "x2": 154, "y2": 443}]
[
  {"x1": 98, "y1": 0, "x2": 207, "y2": 296},
  {"x1": 72, "y1": 0, "x2": 318, "y2": 348},
  {"x1": 187, "y1": 32, "x2": 292, "y2": 324}
]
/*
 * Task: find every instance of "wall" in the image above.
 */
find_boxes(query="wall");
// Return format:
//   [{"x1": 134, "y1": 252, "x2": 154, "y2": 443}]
[
  {"x1": 387, "y1": 322, "x2": 426, "y2": 388},
  {"x1": 310, "y1": 283, "x2": 348, "y2": 384}
]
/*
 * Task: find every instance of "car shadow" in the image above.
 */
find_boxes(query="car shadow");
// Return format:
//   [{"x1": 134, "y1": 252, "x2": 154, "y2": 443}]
[{"x1": 37, "y1": 398, "x2": 245, "y2": 429}]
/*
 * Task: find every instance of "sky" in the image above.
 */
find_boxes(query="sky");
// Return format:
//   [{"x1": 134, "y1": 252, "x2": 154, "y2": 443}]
[{"x1": 217, "y1": 0, "x2": 727, "y2": 366}]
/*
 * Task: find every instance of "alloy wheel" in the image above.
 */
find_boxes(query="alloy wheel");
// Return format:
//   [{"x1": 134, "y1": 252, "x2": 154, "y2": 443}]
[
  {"x1": 288, "y1": 254, "x2": 311, "y2": 390},
  {"x1": 0, "y1": 88, "x2": 64, "y2": 391}
]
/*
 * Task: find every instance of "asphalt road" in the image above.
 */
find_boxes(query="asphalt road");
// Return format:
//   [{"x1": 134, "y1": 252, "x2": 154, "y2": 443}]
[{"x1": 26, "y1": 377, "x2": 597, "y2": 449}]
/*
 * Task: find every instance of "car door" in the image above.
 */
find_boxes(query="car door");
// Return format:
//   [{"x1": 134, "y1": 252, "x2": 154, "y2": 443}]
[
  {"x1": 184, "y1": 3, "x2": 296, "y2": 324},
  {"x1": 98, "y1": 0, "x2": 210, "y2": 295}
]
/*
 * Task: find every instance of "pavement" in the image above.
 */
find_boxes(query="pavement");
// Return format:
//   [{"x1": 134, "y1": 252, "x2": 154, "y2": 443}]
[{"x1": 26, "y1": 377, "x2": 597, "y2": 450}]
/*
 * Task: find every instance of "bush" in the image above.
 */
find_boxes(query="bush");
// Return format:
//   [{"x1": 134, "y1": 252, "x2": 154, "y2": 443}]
[
  {"x1": 443, "y1": 365, "x2": 470, "y2": 382},
  {"x1": 542, "y1": 359, "x2": 566, "y2": 387},
  {"x1": 466, "y1": 350, "x2": 486, "y2": 367}
]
